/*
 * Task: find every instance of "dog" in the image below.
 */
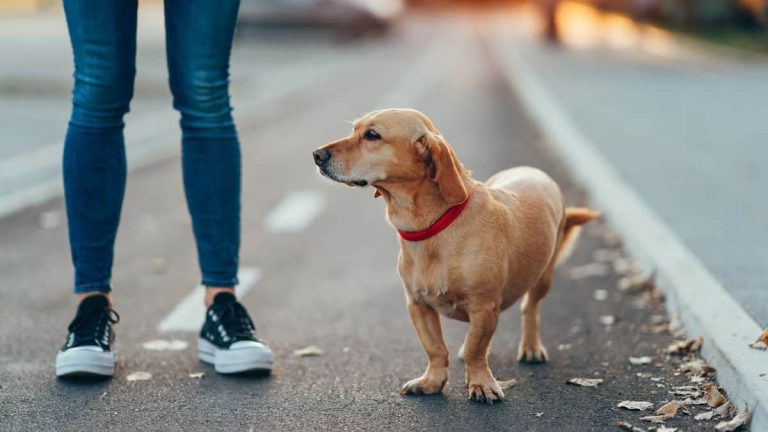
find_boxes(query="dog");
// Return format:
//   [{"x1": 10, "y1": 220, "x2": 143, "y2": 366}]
[{"x1": 313, "y1": 109, "x2": 599, "y2": 403}]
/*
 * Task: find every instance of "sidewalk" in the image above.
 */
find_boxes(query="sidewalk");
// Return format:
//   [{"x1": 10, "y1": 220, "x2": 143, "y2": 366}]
[{"x1": 486, "y1": 3, "x2": 768, "y2": 428}]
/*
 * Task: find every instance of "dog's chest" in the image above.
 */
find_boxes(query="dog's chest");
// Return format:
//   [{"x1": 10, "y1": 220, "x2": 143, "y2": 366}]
[{"x1": 399, "y1": 251, "x2": 467, "y2": 320}]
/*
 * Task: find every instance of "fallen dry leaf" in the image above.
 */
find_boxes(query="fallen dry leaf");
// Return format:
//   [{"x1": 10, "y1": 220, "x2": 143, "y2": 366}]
[
  {"x1": 665, "y1": 337, "x2": 703, "y2": 355},
  {"x1": 188, "y1": 372, "x2": 205, "y2": 379},
  {"x1": 616, "y1": 421, "x2": 644, "y2": 432},
  {"x1": 142, "y1": 339, "x2": 189, "y2": 351},
  {"x1": 126, "y1": 371, "x2": 152, "y2": 382},
  {"x1": 567, "y1": 378, "x2": 603, "y2": 387},
  {"x1": 705, "y1": 384, "x2": 727, "y2": 408},
  {"x1": 629, "y1": 356, "x2": 652, "y2": 365},
  {"x1": 683, "y1": 396, "x2": 708, "y2": 406},
  {"x1": 617, "y1": 400, "x2": 653, "y2": 411},
  {"x1": 714, "y1": 401, "x2": 733, "y2": 417},
  {"x1": 748, "y1": 328, "x2": 768, "y2": 350},
  {"x1": 498, "y1": 379, "x2": 517, "y2": 389},
  {"x1": 639, "y1": 414, "x2": 669, "y2": 424},
  {"x1": 679, "y1": 359, "x2": 715, "y2": 375},
  {"x1": 656, "y1": 400, "x2": 683, "y2": 417},
  {"x1": 714, "y1": 403, "x2": 750, "y2": 432},
  {"x1": 567, "y1": 262, "x2": 610, "y2": 279},
  {"x1": 592, "y1": 248, "x2": 622, "y2": 263},
  {"x1": 599, "y1": 315, "x2": 616, "y2": 326},
  {"x1": 602, "y1": 230, "x2": 621, "y2": 247},
  {"x1": 671, "y1": 385, "x2": 701, "y2": 398},
  {"x1": 293, "y1": 345, "x2": 323, "y2": 357},
  {"x1": 695, "y1": 411, "x2": 714, "y2": 420},
  {"x1": 612, "y1": 257, "x2": 630, "y2": 274},
  {"x1": 640, "y1": 400, "x2": 683, "y2": 423},
  {"x1": 617, "y1": 272, "x2": 654, "y2": 292}
]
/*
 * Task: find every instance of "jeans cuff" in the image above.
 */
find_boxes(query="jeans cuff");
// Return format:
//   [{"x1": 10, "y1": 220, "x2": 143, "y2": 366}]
[
  {"x1": 74, "y1": 281, "x2": 112, "y2": 294},
  {"x1": 202, "y1": 277, "x2": 239, "y2": 288}
]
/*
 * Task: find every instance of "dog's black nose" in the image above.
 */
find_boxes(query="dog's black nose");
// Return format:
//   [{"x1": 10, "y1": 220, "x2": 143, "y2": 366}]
[{"x1": 313, "y1": 148, "x2": 331, "y2": 166}]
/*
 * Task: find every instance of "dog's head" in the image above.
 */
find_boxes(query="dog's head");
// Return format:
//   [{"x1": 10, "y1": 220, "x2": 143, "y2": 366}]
[{"x1": 313, "y1": 109, "x2": 468, "y2": 205}]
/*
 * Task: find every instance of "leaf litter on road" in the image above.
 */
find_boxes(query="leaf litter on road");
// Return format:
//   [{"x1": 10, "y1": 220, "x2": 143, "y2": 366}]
[
  {"x1": 566, "y1": 378, "x2": 603, "y2": 387},
  {"x1": 714, "y1": 401, "x2": 733, "y2": 417},
  {"x1": 628, "y1": 356, "x2": 652, "y2": 365},
  {"x1": 294, "y1": 345, "x2": 323, "y2": 357},
  {"x1": 617, "y1": 400, "x2": 653, "y2": 411},
  {"x1": 126, "y1": 371, "x2": 152, "y2": 382},
  {"x1": 639, "y1": 400, "x2": 682, "y2": 423},
  {"x1": 705, "y1": 384, "x2": 727, "y2": 408},
  {"x1": 567, "y1": 262, "x2": 610, "y2": 279},
  {"x1": 714, "y1": 403, "x2": 750, "y2": 431},
  {"x1": 679, "y1": 358, "x2": 714, "y2": 375},
  {"x1": 665, "y1": 337, "x2": 703, "y2": 355},
  {"x1": 748, "y1": 328, "x2": 768, "y2": 350},
  {"x1": 617, "y1": 421, "x2": 644, "y2": 432}
]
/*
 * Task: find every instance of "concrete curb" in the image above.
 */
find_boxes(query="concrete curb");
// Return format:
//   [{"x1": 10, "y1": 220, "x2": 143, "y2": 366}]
[{"x1": 486, "y1": 21, "x2": 767, "y2": 430}]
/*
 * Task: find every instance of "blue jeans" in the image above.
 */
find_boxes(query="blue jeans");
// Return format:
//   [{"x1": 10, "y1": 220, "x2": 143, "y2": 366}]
[{"x1": 63, "y1": 0, "x2": 242, "y2": 293}]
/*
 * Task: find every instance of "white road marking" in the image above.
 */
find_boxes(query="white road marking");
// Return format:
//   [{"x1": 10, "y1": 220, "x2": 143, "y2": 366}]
[
  {"x1": 486, "y1": 19, "x2": 767, "y2": 428},
  {"x1": 263, "y1": 190, "x2": 325, "y2": 234},
  {"x1": 158, "y1": 267, "x2": 261, "y2": 332}
]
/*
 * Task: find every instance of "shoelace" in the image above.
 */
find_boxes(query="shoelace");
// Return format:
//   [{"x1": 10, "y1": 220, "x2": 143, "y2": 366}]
[
  {"x1": 215, "y1": 301, "x2": 257, "y2": 341},
  {"x1": 68, "y1": 305, "x2": 120, "y2": 347}
]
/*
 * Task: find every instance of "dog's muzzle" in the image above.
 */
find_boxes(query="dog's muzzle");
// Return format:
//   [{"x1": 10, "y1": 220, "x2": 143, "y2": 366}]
[{"x1": 313, "y1": 148, "x2": 331, "y2": 168}]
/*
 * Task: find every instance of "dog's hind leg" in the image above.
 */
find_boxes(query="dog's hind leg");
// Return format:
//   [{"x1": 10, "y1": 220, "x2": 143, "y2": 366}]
[
  {"x1": 517, "y1": 264, "x2": 554, "y2": 363},
  {"x1": 400, "y1": 302, "x2": 449, "y2": 396}
]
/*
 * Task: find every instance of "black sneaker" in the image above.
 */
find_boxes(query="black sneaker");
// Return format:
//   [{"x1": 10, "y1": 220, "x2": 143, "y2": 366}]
[
  {"x1": 55, "y1": 295, "x2": 119, "y2": 377},
  {"x1": 198, "y1": 292, "x2": 273, "y2": 374}
]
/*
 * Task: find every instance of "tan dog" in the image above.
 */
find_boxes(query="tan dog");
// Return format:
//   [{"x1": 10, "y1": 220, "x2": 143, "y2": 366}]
[{"x1": 313, "y1": 109, "x2": 598, "y2": 403}]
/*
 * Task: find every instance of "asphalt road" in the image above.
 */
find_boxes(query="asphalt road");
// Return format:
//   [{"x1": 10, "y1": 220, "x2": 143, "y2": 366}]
[
  {"x1": 501, "y1": 3, "x2": 768, "y2": 326},
  {"x1": 0, "y1": 9, "x2": 729, "y2": 431}
]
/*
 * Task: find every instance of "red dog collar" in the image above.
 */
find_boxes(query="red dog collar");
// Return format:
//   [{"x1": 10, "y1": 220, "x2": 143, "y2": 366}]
[{"x1": 397, "y1": 197, "x2": 470, "y2": 242}]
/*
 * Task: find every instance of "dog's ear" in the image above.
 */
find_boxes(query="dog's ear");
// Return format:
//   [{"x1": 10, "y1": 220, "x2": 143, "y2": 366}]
[{"x1": 417, "y1": 133, "x2": 468, "y2": 206}]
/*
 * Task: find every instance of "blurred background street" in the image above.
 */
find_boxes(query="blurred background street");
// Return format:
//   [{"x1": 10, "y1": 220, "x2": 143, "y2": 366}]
[{"x1": 0, "y1": 0, "x2": 766, "y2": 430}]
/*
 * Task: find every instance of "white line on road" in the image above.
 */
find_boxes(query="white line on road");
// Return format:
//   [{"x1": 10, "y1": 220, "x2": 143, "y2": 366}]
[
  {"x1": 158, "y1": 267, "x2": 261, "y2": 332},
  {"x1": 263, "y1": 190, "x2": 325, "y2": 234},
  {"x1": 486, "y1": 19, "x2": 768, "y2": 428}
]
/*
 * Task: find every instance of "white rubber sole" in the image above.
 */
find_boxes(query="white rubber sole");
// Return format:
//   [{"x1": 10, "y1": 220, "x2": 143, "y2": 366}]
[
  {"x1": 55, "y1": 347, "x2": 115, "y2": 377},
  {"x1": 198, "y1": 338, "x2": 273, "y2": 374}
]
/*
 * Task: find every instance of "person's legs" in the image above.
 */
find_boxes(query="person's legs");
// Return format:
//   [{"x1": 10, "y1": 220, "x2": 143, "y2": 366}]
[
  {"x1": 165, "y1": 0, "x2": 242, "y2": 298},
  {"x1": 63, "y1": 0, "x2": 138, "y2": 297},
  {"x1": 57, "y1": 0, "x2": 137, "y2": 378},
  {"x1": 165, "y1": 0, "x2": 272, "y2": 373}
]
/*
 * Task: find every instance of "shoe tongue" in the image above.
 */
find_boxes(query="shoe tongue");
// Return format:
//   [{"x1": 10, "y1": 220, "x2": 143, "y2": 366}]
[
  {"x1": 213, "y1": 292, "x2": 237, "y2": 306},
  {"x1": 79, "y1": 295, "x2": 109, "y2": 310}
]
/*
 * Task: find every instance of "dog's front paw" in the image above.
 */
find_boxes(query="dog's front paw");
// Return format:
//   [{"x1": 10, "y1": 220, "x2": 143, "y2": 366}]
[
  {"x1": 466, "y1": 373, "x2": 504, "y2": 404},
  {"x1": 517, "y1": 340, "x2": 549, "y2": 363},
  {"x1": 400, "y1": 374, "x2": 447, "y2": 396}
]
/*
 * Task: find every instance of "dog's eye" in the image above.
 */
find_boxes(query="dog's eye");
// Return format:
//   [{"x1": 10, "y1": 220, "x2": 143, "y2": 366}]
[{"x1": 363, "y1": 129, "x2": 381, "y2": 141}]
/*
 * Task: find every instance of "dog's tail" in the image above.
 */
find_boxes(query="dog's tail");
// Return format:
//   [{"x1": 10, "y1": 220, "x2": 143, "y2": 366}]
[{"x1": 554, "y1": 207, "x2": 601, "y2": 267}]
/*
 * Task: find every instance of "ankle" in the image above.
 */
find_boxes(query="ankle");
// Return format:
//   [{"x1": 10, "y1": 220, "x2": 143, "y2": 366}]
[
  {"x1": 205, "y1": 287, "x2": 235, "y2": 308},
  {"x1": 77, "y1": 292, "x2": 113, "y2": 307}
]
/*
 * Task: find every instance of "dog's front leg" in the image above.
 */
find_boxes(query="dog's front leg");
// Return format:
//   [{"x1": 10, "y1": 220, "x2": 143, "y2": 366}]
[
  {"x1": 400, "y1": 301, "x2": 449, "y2": 396},
  {"x1": 463, "y1": 308, "x2": 504, "y2": 403}
]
